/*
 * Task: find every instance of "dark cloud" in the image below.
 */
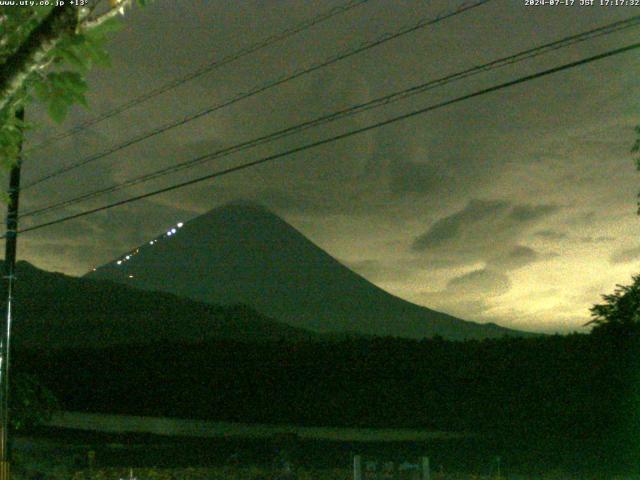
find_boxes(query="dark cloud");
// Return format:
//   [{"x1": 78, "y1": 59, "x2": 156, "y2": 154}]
[
  {"x1": 534, "y1": 230, "x2": 613, "y2": 244},
  {"x1": 534, "y1": 229, "x2": 567, "y2": 240},
  {"x1": 490, "y1": 245, "x2": 540, "y2": 271},
  {"x1": 446, "y1": 269, "x2": 512, "y2": 297},
  {"x1": 509, "y1": 205, "x2": 559, "y2": 222},
  {"x1": 389, "y1": 160, "x2": 449, "y2": 195},
  {"x1": 610, "y1": 246, "x2": 640, "y2": 264},
  {"x1": 412, "y1": 200, "x2": 559, "y2": 267},
  {"x1": 15, "y1": 0, "x2": 638, "y2": 334},
  {"x1": 566, "y1": 211, "x2": 598, "y2": 225},
  {"x1": 412, "y1": 199, "x2": 510, "y2": 251},
  {"x1": 417, "y1": 267, "x2": 513, "y2": 323}
]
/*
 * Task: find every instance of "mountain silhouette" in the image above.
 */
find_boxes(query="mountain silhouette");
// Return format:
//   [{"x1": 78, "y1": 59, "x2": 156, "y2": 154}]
[
  {"x1": 86, "y1": 202, "x2": 527, "y2": 340},
  {"x1": 2, "y1": 260, "x2": 315, "y2": 348}
]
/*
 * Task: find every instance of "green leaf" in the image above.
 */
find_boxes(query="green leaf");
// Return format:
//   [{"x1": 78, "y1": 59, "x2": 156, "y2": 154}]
[
  {"x1": 48, "y1": 97, "x2": 69, "y2": 123},
  {"x1": 76, "y1": 93, "x2": 89, "y2": 108},
  {"x1": 57, "y1": 46, "x2": 90, "y2": 70},
  {"x1": 32, "y1": 78, "x2": 50, "y2": 101},
  {"x1": 56, "y1": 71, "x2": 88, "y2": 93},
  {"x1": 92, "y1": 45, "x2": 111, "y2": 67},
  {"x1": 86, "y1": 17, "x2": 122, "y2": 39},
  {"x1": 80, "y1": 37, "x2": 112, "y2": 67}
]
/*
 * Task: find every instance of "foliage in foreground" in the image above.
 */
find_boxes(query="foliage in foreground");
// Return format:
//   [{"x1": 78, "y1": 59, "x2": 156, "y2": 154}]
[
  {"x1": 0, "y1": 1, "x2": 148, "y2": 168},
  {"x1": 10, "y1": 372, "x2": 59, "y2": 431},
  {"x1": 588, "y1": 274, "x2": 640, "y2": 336}
]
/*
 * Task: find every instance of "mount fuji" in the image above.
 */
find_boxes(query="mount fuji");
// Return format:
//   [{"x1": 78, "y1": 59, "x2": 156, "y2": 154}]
[{"x1": 85, "y1": 203, "x2": 526, "y2": 340}]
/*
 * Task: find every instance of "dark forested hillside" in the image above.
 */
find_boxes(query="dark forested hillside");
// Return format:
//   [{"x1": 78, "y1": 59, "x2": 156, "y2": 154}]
[
  {"x1": 7, "y1": 259, "x2": 640, "y2": 473},
  {"x1": 2, "y1": 261, "x2": 316, "y2": 348},
  {"x1": 15, "y1": 329, "x2": 640, "y2": 471}
]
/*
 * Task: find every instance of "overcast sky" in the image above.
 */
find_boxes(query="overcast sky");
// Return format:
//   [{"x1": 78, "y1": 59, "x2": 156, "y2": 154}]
[{"x1": 12, "y1": 0, "x2": 640, "y2": 334}]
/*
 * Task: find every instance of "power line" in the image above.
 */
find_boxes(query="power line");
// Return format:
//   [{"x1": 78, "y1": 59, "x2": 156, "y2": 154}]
[
  {"x1": 21, "y1": 14, "x2": 640, "y2": 219},
  {"x1": 13, "y1": 40, "x2": 640, "y2": 238},
  {"x1": 22, "y1": 0, "x2": 493, "y2": 190},
  {"x1": 24, "y1": 0, "x2": 489, "y2": 188},
  {"x1": 26, "y1": 0, "x2": 372, "y2": 153}
]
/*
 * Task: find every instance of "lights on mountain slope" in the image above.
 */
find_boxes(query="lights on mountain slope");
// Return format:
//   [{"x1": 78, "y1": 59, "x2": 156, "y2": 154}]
[{"x1": 114, "y1": 221, "x2": 185, "y2": 267}]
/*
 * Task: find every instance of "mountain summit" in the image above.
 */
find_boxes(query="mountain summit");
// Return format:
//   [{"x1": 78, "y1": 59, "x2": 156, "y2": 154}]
[{"x1": 86, "y1": 202, "x2": 525, "y2": 340}]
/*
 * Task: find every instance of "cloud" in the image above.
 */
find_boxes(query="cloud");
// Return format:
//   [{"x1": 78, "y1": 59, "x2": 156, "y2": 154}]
[
  {"x1": 566, "y1": 211, "x2": 597, "y2": 225},
  {"x1": 491, "y1": 245, "x2": 540, "y2": 271},
  {"x1": 446, "y1": 268, "x2": 512, "y2": 297},
  {"x1": 580, "y1": 236, "x2": 615, "y2": 244},
  {"x1": 610, "y1": 245, "x2": 640, "y2": 264},
  {"x1": 534, "y1": 229, "x2": 567, "y2": 240},
  {"x1": 534, "y1": 230, "x2": 613, "y2": 244},
  {"x1": 417, "y1": 268, "x2": 513, "y2": 323},
  {"x1": 389, "y1": 160, "x2": 449, "y2": 195},
  {"x1": 18, "y1": 0, "x2": 639, "y2": 336},
  {"x1": 412, "y1": 199, "x2": 559, "y2": 270},
  {"x1": 509, "y1": 204, "x2": 558, "y2": 222},
  {"x1": 413, "y1": 199, "x2": 510, "y2": 251},
  {"x1": 418, "y1": 293, "x2": 495, "y2": 322}
]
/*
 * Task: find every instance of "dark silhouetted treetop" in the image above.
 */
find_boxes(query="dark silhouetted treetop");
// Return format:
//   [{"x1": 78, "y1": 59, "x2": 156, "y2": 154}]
[{"x1": 587, "y1": 274, "x2": 640, "y2": 336}]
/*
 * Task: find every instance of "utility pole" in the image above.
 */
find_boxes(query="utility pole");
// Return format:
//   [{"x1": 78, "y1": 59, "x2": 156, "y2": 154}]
[{"x1": 0, "y1": 107, "x2": 24, "y2": 480}]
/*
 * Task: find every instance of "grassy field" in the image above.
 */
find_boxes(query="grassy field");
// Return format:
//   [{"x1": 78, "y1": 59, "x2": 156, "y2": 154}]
[{"x1": 45, "y1": 412, "x2": 472, "y2": 443}]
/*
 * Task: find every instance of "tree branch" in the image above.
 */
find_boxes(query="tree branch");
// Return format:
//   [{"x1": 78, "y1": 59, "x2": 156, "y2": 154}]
[
  {"x1": 81, "y1": 0, "x2": 133, "y2": 31},
  {"x1": 0, "y1": 5, "x2": 78, "y2": 113}
]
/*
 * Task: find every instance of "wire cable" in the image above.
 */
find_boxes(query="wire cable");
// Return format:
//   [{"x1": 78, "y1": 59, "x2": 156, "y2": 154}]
[
  {"x1": 20, "y1": 14, "x2": 640, "y2": 219},
  {"x1": 26, "y1": 0, "x2": 372, "y2": 153},
  {"x1": 22, "y1": 0, "x2": 493, "y2": 190},
  {"x1": 12, "y1": 40, "x2": 640, "y2": 238}
]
